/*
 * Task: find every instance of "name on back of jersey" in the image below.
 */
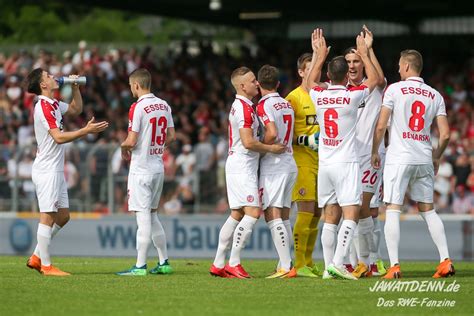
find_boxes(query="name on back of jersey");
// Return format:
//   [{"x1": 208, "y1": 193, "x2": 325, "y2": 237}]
[
  {"x1": 144, "y1": 103, "x2": 170, "y2": 114},
  {"x1": 316, "y1": 97, "x2": 351, "y2": 106},
  {"x1": 400, "y1": 87, "x2": 435, "y2": 99}
]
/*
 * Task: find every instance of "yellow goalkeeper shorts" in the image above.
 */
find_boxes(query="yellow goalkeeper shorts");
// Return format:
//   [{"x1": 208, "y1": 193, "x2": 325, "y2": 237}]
[{"x1": 292, "y1": 166, "x2": 318, "y2": 202}]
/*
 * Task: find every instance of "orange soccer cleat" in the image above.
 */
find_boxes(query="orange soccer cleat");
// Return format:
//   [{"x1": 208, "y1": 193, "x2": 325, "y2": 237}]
[
  {"x1": 40, "y1": 265, "x2": 71, "y2": 276},
  {"x1": 433, "y1": 259, "x2": 455, "y2": 278},
  {"x1": 26, "y1": 254, "x2": 42, "y2": 273},
  {"x1": 382, "y1": 265, "x2": 401, "y2": 279}
]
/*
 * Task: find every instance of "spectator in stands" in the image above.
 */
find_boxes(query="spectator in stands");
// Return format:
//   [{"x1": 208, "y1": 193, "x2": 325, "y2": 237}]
[{"x1": 452, "y1": 184, "x2": 474, "y2": 214}]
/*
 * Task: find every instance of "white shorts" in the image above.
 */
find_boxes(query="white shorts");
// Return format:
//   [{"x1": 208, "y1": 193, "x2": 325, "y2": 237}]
[
  {"x1": 32, "y1": 171, "x2": 69, "y2": 213},
  {"x1": 259, "y1": 172, "x2": 297, "y2": 210},
  {"x1": 226, "y1": 173, "x2": 260, "y2": 209},
  {"x1": 360, "y1": 154, "x2": 384, "y2": 194},
  {"x1": 318, "y1": 162, "x2": 361, "y2": 208},
  {"x1": 128, "y1": 173, "x2": 164, "y2": 212},
  {"x1": 383, "y1": 164, "x2": 434, "y2": 205}
]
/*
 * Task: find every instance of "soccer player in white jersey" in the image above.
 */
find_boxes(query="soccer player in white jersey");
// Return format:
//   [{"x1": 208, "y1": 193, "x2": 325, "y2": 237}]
[
  {"x1": 372, "y1": 50, "x2": 455, "y2": 279},
  {"x1": 210, "y1": 67, "x2": 285, "y2": 278},
  {"x1": 344, "y1": 25, "x2": 387, "y2": 278},
  {"x1": 305, "y1": 29, "x2": 379, "y2": 280},
  {"x1": 256, "y1": 65, "x2": 298, "y2": 279},
  {"x1": 25, "y1": 68, "x2": 108, "y2": 276},
  {"x1": 116, "y1": 68, "x2": 175, "y2": 276}
]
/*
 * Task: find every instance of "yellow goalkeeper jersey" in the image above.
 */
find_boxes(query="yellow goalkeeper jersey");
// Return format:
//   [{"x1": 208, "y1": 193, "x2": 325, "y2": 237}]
[{"x1": 285, "y1": 86, "x2": 319, "y2": 169}]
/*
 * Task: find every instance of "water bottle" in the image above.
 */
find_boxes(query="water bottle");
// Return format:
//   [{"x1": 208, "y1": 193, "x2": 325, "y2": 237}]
[{"x1": 55, "y1": 76, "x2": 87, "y2": 86}]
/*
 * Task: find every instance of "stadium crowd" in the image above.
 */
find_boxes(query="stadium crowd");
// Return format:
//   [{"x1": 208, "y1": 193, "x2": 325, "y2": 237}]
[{"x1": 0, "y1": 41, "x2": 473, "y2": 214}]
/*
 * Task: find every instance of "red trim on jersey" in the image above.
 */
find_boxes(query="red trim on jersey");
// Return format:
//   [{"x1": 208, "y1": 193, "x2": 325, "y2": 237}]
[
  {"x1": 239, "y1": 100, "x2": 254, "y2": 128},
  {"x1": 348, "y1": 85, "x2": 368, "y2": 91},
  {"x1": 312, "y1": 86, "x2": 325, "y2": 92},
  {"x1": 40, "y1": 100, "x2": 58, "y2": 129},
  {"x1": 256, "y1": 100, "x2": 270, "y2": 125},
  {"x1": 228, "y1": 119, "x2": 233, "y2": 150},
  {"x1": 128, "y1": 102, "x2": 137, "y2": 132}
]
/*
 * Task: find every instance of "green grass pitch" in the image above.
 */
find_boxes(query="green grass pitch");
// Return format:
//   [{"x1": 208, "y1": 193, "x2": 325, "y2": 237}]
[{"x1": 0, "y1": 256, "x2": 472, "y2": 316}]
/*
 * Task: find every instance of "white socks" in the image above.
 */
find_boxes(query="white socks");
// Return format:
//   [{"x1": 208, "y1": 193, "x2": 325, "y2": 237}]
[
  {"x1": 370, "y1": 217, "x2": 382, "y2": 263},
  {"x1": 151, "y1": 212, "x2": 168, "y2": 265},
  {"x1": 333, "y1": 220, "x2": 357, "y2": 268},
  {"x1": 267, "y1": 219, "x2": 291, "y2": 271},
  {"x1": 37, "y1": 223, "x2": 52, "y2": 266},
  {"x1": 213, "y1": 216, "x2": 240, "y2": 268},
  {"x1": 283, "y1": 219, "x2": 293, "y2": 249},
  {"x1": 358, "y1": 217, "x2": 375, "y2": 267},
  {"x1": 229, "y1": 215, "x2": 258, "y2": 267},
  {"x1": 321, "y1": 223, "x2": 337, "y2": 269},
  {"x1": 384, "y1": 210, "x2": 401, "y2": 267},
  {"x1": 420, "y1": 209, "x2": 450, "y2": 262},
  {"x1": 34, "y1": 223, "x2": 62, "y2": 258},
  {"x1": 135, "y1": 212, "x2": 152, "y2": 267}
]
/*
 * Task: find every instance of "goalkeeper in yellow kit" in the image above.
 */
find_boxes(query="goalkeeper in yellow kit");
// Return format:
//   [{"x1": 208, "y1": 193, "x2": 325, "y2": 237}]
[{"x1": 285, "y1": 53, "x2": 321, "y2": 277}]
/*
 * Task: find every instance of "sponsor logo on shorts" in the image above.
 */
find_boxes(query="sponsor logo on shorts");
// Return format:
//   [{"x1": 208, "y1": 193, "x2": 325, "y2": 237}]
[
  {"x1": 54, "y1": 201, "x2": 59, "y2": 209},
  {"x1": 298, "y1": 188, "x2": 306, "y2": 196},
  {"x1": 247, "y1": 195, "x2": 254, "y2": 202},
  {"x1": 306, "y1": 115, "x2": 318, "y2": 125}
]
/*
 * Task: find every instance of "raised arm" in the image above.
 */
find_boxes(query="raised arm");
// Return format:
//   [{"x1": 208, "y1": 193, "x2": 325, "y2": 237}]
[
  {"x1": 65, "y1": 75, "x2": 83, "y2": 117},
  {"x1": 363, "y1": 25, "x2": 385, "y2": 89},
  {"x1": 353, "y1": 34, "x2": 378, "y2": 93},
  {"x1": 304, "y1": 28, "x2": 330, "y2": 91}
]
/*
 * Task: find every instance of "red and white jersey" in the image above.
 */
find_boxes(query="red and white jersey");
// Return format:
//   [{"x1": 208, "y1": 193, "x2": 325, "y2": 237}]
[
  {"x1": 383, "y1": 76, "x2": 446, "y2": 165},
  {"x1": 32, "y1": 95, "x2": 69, "y2": 173},
  {"x1": 128, "y1": 93, "x2": 174, "y2": 174},
  {"x1": 310, "y1": 85, "x2": 369, "y2": 166},
  {"x1": 256, "y1": 92, "x2": 297, "y2": 175},
  {"x1": 353, "y1": 78, "x2": 386, "y2": 156},
  {"x1": 226, "y1": 95, "x2": 259, "y2": 175}
]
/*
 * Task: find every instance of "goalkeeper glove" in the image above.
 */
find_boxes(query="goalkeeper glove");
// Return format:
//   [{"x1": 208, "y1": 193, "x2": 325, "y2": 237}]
[{"x1": 297, "y1": 132, "x2": 319, "y2": 152}]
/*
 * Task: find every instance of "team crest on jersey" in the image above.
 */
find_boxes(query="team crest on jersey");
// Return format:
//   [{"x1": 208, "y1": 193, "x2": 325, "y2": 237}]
[
  {"x1": 298, "y1": 188, "x2": 306, "y2": 196},
  {"x1": 306, "y1": 115, "x2": 318, "y2": 125},
  {"x1": 247, "y1": 195, "x2": 254, "y2": 203}
]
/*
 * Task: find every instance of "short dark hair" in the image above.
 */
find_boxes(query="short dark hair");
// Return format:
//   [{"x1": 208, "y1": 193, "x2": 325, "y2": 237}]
[
  {"x1": 26, "y1": 68, "x2": 44, "y2": 95},
  {"x1": 328, "y1": 56, "x2": 349, "y2": 83},
  {"x1": 297, "y1": 53, "x2": 312, "y2": 71},
  {"x1": 129, "y1": 68, "x2": 151, "y2": 89},
  {"x1": 400, "y1": 49, "x2": 423, "y2": 73},
  {"x1": 257, "y1": 65, "x2": 279, "y2": 90},
  {"x1": 343, "y1": 47, "x2": 356, "y2": 57}
]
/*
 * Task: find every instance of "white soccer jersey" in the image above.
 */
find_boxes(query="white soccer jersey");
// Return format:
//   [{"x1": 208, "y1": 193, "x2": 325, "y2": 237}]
[
  {"x1": 310, "y1": 85, "x2": 369, "y2": 166},
  {"x1": 32, "y1": 95, "x2": 69, "y2": 173},
  {"x1": 383, "y1": 77, "x2": 446, "y2": 165},
  {"x1": 226, "y1": 95, "x2": 260, "y2": 175},
  {"x1": 256, "y1": 92, "x2": 297, "y2": 175},
  {"x1": 128, "y1": 93, "x2": 174, "y2": 174},
  {"x1": 354, "y1": 79, "x2": 386, "y2": 156}
]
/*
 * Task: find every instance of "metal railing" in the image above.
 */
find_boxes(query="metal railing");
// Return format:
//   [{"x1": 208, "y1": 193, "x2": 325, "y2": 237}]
[{"x1": 0, "y1": 143, "x2": 222, "y2": 213}]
